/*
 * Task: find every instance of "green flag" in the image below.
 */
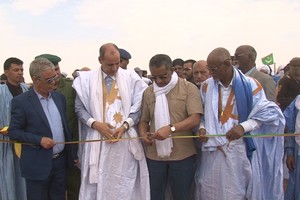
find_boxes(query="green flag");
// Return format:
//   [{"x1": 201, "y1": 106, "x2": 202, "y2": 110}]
[{"x1": 261, "y1": 53, "x2": 274, "y2": 65}]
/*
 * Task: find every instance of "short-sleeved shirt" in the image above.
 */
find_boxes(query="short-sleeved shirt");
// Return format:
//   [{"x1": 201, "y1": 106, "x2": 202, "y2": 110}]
[{"x1": 140, "y1": 78, "x2": 203, "y2": 161}]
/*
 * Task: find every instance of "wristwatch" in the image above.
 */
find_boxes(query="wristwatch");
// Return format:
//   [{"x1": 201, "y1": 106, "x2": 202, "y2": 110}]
[
  {"x1": 169, "y1": 124, "x2": 176, "y2": 133},
  {"x1": 122, "y1": 122, "x2": 129, "y2": 130}
]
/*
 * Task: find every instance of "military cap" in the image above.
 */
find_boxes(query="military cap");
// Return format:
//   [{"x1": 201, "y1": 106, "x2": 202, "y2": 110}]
[
  {"x1": 119, "y1": 48, "x2": 132, "y2": 60},
  {"x1": 35, "y1": 54, "x2": 61, "y2": 65}
]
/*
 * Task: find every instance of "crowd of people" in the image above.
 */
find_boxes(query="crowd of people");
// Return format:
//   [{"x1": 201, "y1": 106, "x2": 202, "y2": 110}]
[{"x1": 0, "y1": 42, "x2": 300, "y2": 200}]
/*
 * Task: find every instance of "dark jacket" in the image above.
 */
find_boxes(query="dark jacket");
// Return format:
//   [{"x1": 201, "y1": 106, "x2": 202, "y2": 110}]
[{"x1": 8, "y1": 89, "x2": 74, "y2": 180}]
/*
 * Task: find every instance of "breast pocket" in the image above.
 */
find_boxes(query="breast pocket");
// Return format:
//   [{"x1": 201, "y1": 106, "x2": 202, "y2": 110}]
[{"x1": 168, "y1": 95, "x2": 186, "y2": 114}]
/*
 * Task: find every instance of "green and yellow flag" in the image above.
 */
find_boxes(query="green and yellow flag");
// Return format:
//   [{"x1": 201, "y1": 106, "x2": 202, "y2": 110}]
[{"x1": 262, "y1": 53, "x2": 274, "y2": 65}]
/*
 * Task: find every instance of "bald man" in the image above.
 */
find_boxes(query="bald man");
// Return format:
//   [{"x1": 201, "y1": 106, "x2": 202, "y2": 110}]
[
  {"x1": 73, "y1": 43, "x2": 150, "y2": 200},
  {"x1": 192, "y1": 60, "x2": 210, "y2": 88},
  {"x1": 196, "y1": 47, "x2": 284, "y2": 200},
  {"x1": 234, "y1": 45, "x2": 276, "y2": 102}
]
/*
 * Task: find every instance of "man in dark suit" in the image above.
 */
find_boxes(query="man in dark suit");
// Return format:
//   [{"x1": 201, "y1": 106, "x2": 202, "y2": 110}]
[
  {"x1": 234, "y1": 45, "x2": 276, "y2": 102},
  {"x1": 35, "y1": 53, "x2": 81, "y2": 200},
  {"x1": 8, "y1": 58, "x2": 74, "y2": 200}
]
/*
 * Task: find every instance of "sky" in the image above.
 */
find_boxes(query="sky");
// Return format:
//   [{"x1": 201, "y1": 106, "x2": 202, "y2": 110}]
[{"x1": 1, "y1": 0, "x2": 300, "y2": 82}]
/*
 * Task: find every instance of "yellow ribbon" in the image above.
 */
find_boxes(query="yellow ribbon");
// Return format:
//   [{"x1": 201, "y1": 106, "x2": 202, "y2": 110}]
[
  {"x1": 0, "y1": 132, "x2": 298, "y2": 146},
  {"x1": 1, "y1": 124, "x2": 297, "y2": 159},
  {"x1": 0, "y1": 126, "x2": 21, "y2": 158}
]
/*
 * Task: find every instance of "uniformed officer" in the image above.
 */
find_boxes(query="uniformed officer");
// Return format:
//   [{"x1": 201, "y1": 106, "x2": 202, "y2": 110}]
[{"x1": 119, "y1": 48, "x2": 132, "y2": 69}]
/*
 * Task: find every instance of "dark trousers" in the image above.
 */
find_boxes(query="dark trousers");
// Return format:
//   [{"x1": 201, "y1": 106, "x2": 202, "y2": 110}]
[
  {"x1": 26, "y1": 152, "x2": 67, "y2": 200},
  {"x1": 66, "y1": 166, "x2": 81, "y2": 200},
  {"x1": 147, "y1": 155, "x2": 195, "y2": 200}
]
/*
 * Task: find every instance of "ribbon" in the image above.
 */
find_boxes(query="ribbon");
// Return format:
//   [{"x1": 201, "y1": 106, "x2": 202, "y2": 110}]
[{"x1": 0, "y1": 133, "x2": 297, "y2": 145}]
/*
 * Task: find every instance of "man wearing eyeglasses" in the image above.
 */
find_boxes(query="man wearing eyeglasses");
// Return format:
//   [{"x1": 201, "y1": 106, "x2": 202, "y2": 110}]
[
  {"x1": 0, "y1": 57, "x2": 28, "y2": 200},
  {"x1": 139, "y1": 54, "x2": 202, "y2": 200},
  {"x1": 183, "y1": 59, "x2": 196, "y2": 84},
  {"x1": 8, "y1": 58, "x2": 75, "y2": 200},
  {"x1": 196, "y1": 47, "x2": 284, "y2": 200},
  {"x1": 35, "y1": 53, "x2": 80, "y2": 200},
  {"x1": 73, "y1": 43, "x2": 150, "y2": 200},
  {"x1": 234, "y1": 45, "x2": 276, "y2": 102}
]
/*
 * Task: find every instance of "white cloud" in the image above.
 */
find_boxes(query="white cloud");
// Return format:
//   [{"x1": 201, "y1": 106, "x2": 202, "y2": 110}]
[
  {"x1": 1, "y1": 0, "x2": 300, "y2": 81},
  {"x1": 74, "y1": 0, "x2": 300, "y2": 67},
  {"x1": 10, "y1": 0, "x2": 67, "y2": 15}
]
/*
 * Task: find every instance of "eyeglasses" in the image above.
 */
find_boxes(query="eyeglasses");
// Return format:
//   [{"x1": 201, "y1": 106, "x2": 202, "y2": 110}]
[
  {"x1": 207, "y1": 59, "x2": 230, "y2": 72},
  {"x1": 234, "y1": 53, "x2": 247, "y2": 59},
  {"x1": 38, "y1": 74, "x2": 59, "y2": 84}
]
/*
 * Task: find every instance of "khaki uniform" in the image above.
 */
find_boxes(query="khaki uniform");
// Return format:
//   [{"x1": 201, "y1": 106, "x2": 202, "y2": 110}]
[{"x1": 57, "y1": 77, "x2": 80, "y2": 200}]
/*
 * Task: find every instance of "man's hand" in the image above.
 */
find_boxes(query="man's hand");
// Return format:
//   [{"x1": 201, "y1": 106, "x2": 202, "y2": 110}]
[
  {"x1": 74, "y1": 159, "x2": 80, "y2": 169},
  {"x1": 198, "y1": 128, "x2": 208, "y2": 142},
  {"x1": 112, "y1": 126, "x2": 127, "y2": 143},
  {"x1": 92, "y1": 121, "x2": 115, "y2": 141},
  {"x1": 140, "y1": 132, "x2": 154, "y2": 146},
  {"x1": 226, "y1": 124, "x2": 245, "y2": 142},
  {"x1": 154, "y1": 126, "x2": 171, "y2": 140},
  {"x1": 40, "y1": 137, "x2": 55, "y2": 149},
  {"x1": 286, "y1": 155, "x2": 296, "y2": 171}
]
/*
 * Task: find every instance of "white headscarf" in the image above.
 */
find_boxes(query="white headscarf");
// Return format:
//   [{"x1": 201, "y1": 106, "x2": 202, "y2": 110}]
[{"x1": 153, "y1": 72, "x2": 178, "y2": 157}]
